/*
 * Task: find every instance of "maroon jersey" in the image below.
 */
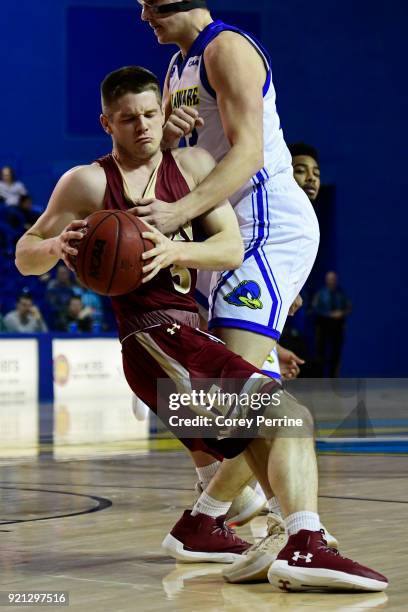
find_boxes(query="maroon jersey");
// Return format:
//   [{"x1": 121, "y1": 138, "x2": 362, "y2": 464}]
[{"x1": 96, "y1": 151, "x2": 199, "y2": 339}]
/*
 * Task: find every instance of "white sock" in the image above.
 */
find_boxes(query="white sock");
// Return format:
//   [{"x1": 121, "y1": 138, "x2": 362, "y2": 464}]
[
  {"x1": 254, "y1": 481, "x2": 267, "y2": 501},
  {"x1": 285, "y1": 511, "x2": 321, "y2": 536},
  {"x1": 267, "y1": 496, "x2": 282, "y2": 517},
  {"x1": 191, "y1": 491, "x2": 231, "y2": 518},
  {"x1": 196, "y1": 461, "x2": 220, "y2": 488}
]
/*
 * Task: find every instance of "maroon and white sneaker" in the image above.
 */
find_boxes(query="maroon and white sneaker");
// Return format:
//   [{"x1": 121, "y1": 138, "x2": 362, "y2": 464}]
[
  {"x1": 268, "y1": 530, "x2": 388, "y2": 592},
  {"x1": 162, "y1": 510, "x2": 251, "y2": 563}
]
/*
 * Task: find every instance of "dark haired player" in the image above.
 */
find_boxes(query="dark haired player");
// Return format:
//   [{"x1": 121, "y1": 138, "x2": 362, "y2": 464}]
[
  {"x1": 289, "y1": 142, "x2": 321, "y2": 203},
  {"x1": 15, "y1": 66, "x2": 387, "y2": 592}
]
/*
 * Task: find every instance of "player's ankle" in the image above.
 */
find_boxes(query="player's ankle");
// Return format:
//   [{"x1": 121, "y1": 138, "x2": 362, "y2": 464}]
[
  {"x1": 267, "y1": 496, "x2": 282, "y2": 516},
  {"x1": 195, "y1": 461, "x2": 220, "y2": 488},
  {"x1": 285, "y1": 511, "x2": 320, "y2": 536},
  {"x1": 191, "y1": 491, "x2": 232, "y2": 518}
]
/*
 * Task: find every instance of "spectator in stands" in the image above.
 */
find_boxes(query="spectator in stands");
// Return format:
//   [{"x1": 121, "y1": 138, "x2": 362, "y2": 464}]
[
  {"x1": 56, "y1": 295, "x2": 93, "y2": 333},
  {"x1": 45, "y1": 263, "x2": 77, "y2": 326},
  {"x1": 312, "y1": 271, "x2": 352, "y2": 377},
  {"x1": 73, "y1": 280, "x2": 105, "y2": 330},
  {"x1": 0, "y1": 166, "x2": 28, "y2": 206},
  {"x1": 17, "y1": 195, "x2": 41, "y2": 231},
  {"x1": 3, "y1": 294, "x2": 48, "y2": 333}
]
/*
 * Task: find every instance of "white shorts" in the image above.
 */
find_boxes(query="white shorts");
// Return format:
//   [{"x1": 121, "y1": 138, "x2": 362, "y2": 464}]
[{"x1": 196, "y1": 170, "x2": 319, "y2": 341}]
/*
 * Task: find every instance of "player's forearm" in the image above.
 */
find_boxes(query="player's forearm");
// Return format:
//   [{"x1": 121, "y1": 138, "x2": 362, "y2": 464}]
[
  {"x1": 179, "y1": 144, "x2": 263, "y2": 223},
  {"x1": 173, "y1": 232, "x2": 244, "y2": 271},
  {"x1": 15, "y1": 234, "x2": 60, "y2": 276}
]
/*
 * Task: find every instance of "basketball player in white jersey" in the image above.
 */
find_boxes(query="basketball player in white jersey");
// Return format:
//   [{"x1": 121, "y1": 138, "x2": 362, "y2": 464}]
[
  {"x1": 290, "y1": 142, "x2": 321, "y2": 203},
  {"x1": 135, "y1": 0, "x2": 325, "y2": 573}
]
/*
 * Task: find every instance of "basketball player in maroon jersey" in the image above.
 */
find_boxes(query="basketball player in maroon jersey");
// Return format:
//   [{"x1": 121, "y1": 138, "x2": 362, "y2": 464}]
[{"x1": 15, "y1": 67, "x2": 387, "y2": 592}]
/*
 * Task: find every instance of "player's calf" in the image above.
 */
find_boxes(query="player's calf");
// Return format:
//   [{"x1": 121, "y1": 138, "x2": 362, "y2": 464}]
[{"x1": 257, "y1": 389, "x2": 315, "y2": 442}]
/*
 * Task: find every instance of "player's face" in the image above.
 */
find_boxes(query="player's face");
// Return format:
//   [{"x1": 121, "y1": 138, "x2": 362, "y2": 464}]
[
  {"x1": 292, "y1": 155, "x2": 321, "y2": 202},
  {"x1": 139, "y1": 0, "x2": 189, "y2": 44},
  {"x1": 102, "y1": 90, "x2": 163, "y2": 159}
]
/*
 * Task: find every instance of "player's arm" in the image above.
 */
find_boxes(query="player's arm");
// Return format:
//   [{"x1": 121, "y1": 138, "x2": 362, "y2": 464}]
[
  {"x1": 135, "y1": 32, "x2": 265, "y2": 233},
  {"x1": 141, "y1": 148, "x2": 244, "y2": 282},
  {"x1": 15, "y1": 165, "x2": 104, "y2": 276},
  {"x1": 161, "y1": 55, "x2": 204, "y2": 150},
  {"x1": 179, "y1": 32, "x2": 265, "y2": 217}
]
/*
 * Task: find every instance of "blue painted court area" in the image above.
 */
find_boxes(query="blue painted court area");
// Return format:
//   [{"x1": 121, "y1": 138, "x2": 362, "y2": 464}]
[{"x1": 317, "y1": 438, "x2": 408, "y2": 454}]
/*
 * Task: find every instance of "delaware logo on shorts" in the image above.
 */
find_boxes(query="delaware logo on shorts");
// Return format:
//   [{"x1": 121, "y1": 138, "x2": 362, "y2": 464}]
[
  {"x1": 266, "y1": 354, "x2": 276, "y2": 365},
  {"x1": 224, "y1": 280, "x2": 263, "y2": 310}
]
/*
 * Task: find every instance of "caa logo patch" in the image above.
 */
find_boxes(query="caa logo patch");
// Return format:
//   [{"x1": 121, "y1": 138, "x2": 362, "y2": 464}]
[
  {"x1": 188, "y1": 58, "x2": 199, "y2": 67},
  {"x1": 224, "y1": 280, "x2": 263, "y2": 310},
  {"x1": 54, "y1": 354, "x2": 70, "y2": 386}
]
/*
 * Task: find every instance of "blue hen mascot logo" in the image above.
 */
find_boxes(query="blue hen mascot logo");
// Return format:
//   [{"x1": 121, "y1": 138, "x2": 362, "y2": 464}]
[{"x1": 224, "y1": 281, "x2": 263, "y2": 310}]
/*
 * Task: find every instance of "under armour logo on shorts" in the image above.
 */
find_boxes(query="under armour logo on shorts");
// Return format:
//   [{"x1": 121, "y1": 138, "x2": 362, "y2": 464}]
[{"x1": 292, "y1": 551, "x2": 313, "y2": 563}]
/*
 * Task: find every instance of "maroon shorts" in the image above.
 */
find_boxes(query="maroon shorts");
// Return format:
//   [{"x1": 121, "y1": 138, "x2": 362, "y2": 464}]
[{"x1": 121, "y1": 323, "x2": 278, "y2": 460}]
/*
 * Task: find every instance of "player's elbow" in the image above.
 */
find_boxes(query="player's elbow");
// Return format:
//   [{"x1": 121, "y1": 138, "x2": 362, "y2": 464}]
[
  {"x1": 15, "y1": 244, "x2": 30, "y2": 276},
  {"x1": 15, "y1": 255, "x2": 31, "y2": 276},
  {"x1": 252, "y1": 145, "x2": 264, "y2": 173},
  {"x1": 242, "y1": 140, "x2": 264, "y2": 175},
  {"x1": 226, "y1": 238, "x2": 244, "y2": 269},
  {"x1": 15, "y1": 238, "x2": 40, "y2": 276}
]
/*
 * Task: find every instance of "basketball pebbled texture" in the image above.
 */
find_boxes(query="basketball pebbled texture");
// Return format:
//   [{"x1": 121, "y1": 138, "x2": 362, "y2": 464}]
[{"x1": 69, "y1": 210, "x2": 153, "y2": 296}]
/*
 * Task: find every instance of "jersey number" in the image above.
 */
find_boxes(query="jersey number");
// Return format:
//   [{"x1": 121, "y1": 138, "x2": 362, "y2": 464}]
[{"x1": 170, "y1": 264, "x2": 192, "y2": 294}]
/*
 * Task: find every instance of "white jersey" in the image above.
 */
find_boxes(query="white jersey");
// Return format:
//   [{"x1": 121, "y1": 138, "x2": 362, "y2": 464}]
[
  {"x1": 168, "y1": 19, "x2": 293, "y2": 208},
  {"x1": 168, "y1": 19, "x2": 319, "y2": 344}
]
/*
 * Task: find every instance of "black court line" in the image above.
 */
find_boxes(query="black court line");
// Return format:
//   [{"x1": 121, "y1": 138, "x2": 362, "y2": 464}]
[
  {"x1": 0, "y1": 481, "x2": 192, "y2": 491},
  {"x1": 319, "y1": 494, "x2": 408, "y2": 505},
  {"x1": 2, "y1": 483, "x2": 407, "y2": 506},
  {"x1": 0, "y1": 486, "x2": 112, "y2": 526}
]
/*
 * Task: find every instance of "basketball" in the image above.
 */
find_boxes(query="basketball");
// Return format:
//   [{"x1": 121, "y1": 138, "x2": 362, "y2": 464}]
[{"x1": 69, "y1": 210, "x2": 153, "y2": 296}]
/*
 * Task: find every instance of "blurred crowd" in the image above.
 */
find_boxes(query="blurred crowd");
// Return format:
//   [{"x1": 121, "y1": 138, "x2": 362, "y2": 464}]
[{"x1": 0, "y1": 165, "x2": 116, "y2": 334}]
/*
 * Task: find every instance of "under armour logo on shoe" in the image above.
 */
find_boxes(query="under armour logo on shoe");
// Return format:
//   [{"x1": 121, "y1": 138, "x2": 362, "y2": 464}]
[
  {"x1": 167, "y1": 323, "x2": 181, "y2": 335},
  {"x1": 292, "y1": 551, "x2": 313, "y2": 563}
]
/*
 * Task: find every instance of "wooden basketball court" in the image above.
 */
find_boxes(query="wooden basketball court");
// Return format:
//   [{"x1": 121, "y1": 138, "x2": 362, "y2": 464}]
[{"x1": 1, "y1": 446, "x2": 406, "y2": 610}]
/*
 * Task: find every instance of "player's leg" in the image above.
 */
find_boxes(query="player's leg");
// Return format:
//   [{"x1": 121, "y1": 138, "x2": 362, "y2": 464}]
[
  {"x1": 211, "y1": 327, "x2": 277, "y2": 370},
  {"x1": 186, "y1": 273, "x2": 266, "y2": 529},
  {"x1": 210, "y1": 289, "x2": 290, "y2": 521},
  {"x1": 133, "y1": 394, "x2": 261, "y2": 520},
  {"x1": 190, "y1": 450, "x2": 254, "y2": 501},
  {"x1": 188, "y1": 450, "x2": 265, "y2": 528},
  {"x1": 122, "y1": 326, "x2": 252, "y2": 563},
  {"x1": 209, "y1": 327, "x2": 277, "y2": 504},
  {"x1": 217, "y1": 180, "x2": 339, "y2": 583},
  {"x1": 245, "y1": 391, "x2": 387, "y2": 592}
]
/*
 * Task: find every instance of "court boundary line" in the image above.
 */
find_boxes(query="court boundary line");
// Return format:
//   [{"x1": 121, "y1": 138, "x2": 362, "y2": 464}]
[
  {"x1": 0, "y1": 485, "x2": 112, "y2": 525},
  {"x1": 1, "y1": 484, "x2": 407, "y2": 514}
]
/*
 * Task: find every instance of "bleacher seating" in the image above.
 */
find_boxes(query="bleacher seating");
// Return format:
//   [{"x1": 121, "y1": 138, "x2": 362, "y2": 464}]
[{"x1": 0, "y1": 196, "x2": 115, "y2": 332}]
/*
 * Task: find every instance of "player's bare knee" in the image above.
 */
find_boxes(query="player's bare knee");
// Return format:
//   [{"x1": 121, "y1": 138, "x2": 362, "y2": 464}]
[{"x1": 260, "y1": 389, "x2": 314, "y2": 438}]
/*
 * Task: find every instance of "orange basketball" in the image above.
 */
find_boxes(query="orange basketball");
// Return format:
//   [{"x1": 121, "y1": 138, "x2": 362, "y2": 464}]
[{"x1": 69, "y1": 210, "x2": 153, "y2": 296}]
